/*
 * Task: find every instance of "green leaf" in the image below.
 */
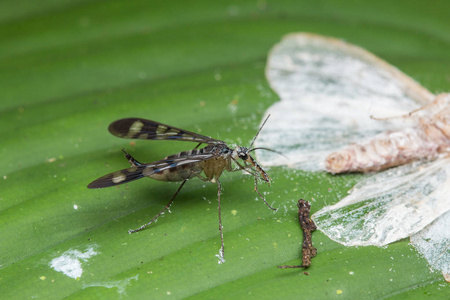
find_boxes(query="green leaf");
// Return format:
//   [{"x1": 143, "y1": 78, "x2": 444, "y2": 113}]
[{"x1": 1, "y1": 0, "x2": 449, "y2": 299}]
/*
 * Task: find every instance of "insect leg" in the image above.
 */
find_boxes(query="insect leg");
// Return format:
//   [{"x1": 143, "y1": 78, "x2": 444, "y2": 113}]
[
  {"x1": 187, "y1": 173, "x2": 226, "y2": 262},
  {"x1": 370, "y1": 95, "x2": 445, "y2": 121},
  {"x1": 253, "y1": 175, "x2": 277, "y2": 211},
  {"x1": 122, "y1": 148, "x2": 142, "y2": 166},
  {"x1": 230, "y1": 157, "x2": 277, "y2": 211},
  {"x1": 216, "y1": 179, "x2": 225, "y2": 264},
  {"x1": 128, "y1": 179, "x2": 188, "y2": 234},
  {"x1": 193, "y1": 142, "x2": 202, "y2": 150},
  {"x1": 230, "y1": 158, "x2": 267, "y2": 182}
]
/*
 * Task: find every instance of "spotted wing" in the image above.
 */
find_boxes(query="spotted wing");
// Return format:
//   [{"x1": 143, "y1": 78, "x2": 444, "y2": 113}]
[
  {"x1": 87, "y1": 149, "x2": 217, "y2": 189},
  {"x1": 87, "y1": 164, "x2": 148, "y2": 189},
  {"x1": 108, "y1": 118, "x2": 221, "y2": 144}
]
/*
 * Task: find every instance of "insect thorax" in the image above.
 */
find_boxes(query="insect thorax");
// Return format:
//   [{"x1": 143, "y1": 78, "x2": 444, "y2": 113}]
[
  {"x1": 201, "y1": 143, "x2": 233, "y2": 182},
  {"x1": 145, "y1": 144, "x2": 232, "y2": 182}
]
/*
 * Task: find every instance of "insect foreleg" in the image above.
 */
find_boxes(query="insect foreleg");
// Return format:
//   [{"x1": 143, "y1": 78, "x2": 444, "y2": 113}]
[
  {"x1": 229, "y1": 158, "x2": 260, "y2": 178},
  {"x1": 230, "y1": 157, "x2": 277, "y2": 211},
  {"x1": 253, "y1": 175, "x2": 277, "y2": 211},
  {"x1": 128, "y1": 179, "x2": 188, "y2": 234}
]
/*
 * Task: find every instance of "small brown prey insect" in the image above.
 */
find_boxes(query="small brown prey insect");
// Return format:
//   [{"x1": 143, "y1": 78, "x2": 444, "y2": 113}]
[{"x1": 87, "y1": 117, "x2": 280, "y2": 263}]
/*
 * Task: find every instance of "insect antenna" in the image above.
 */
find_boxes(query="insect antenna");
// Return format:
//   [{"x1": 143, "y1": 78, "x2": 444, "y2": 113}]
[
  {"x1": 249, "y1": 147, "x2": 288, "y2": 159},
  {"x1": 249, "y1": 114, "x2": 271, "y2": 149},
  {"x1": 248, "y1": 115, "x2": 288, "y2": 160}
]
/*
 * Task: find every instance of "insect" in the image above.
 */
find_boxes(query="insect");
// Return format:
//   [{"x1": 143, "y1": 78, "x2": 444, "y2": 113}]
[
  {"x1": 87, "y1": 117, "x2": 278, "y2": 263},
  {"x1": 325, "y1": 94, "x2": 450, "y2": 173},
  {"x1": 256, "y1": 33, "x2": 450, "y2": 280}
]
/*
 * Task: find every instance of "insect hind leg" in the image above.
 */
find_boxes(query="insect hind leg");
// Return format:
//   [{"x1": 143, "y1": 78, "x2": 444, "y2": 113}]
[
  {"x1": 122, "y1": 148, "x2": 142, "y2": 166},
  {"x1": 128, "y1": 179, "x2": 188, "y2": 234}
]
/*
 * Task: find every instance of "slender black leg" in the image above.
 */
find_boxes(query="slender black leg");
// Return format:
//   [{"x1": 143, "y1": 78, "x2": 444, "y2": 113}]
[
  {"x1": 254, "y1": 176, "x2": 277, "y2": 211},
  {"x1": 122, "y1": 148, "x2": 142, "y2": 166},
  {"x1": 129, "y1": 179, "x2": 188, "y2": 234},
  {"x1": 216, "y1": 180, "x2": 225, "y2": 263},
  {"x1": 230, "y1": 158, "x2": 277, "y2": 211}
]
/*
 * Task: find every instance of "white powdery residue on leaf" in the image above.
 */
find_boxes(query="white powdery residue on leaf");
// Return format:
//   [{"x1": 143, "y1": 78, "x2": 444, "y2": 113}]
[
  {"x1": 83, "y1": 275, "x2": 139, "y2": 295},
  {"x1": 411, "y1": 210, "x2": 450, "y2": 282},
  {"x1": 49, "y1": 246, "x2": 99, "y2": 279}
]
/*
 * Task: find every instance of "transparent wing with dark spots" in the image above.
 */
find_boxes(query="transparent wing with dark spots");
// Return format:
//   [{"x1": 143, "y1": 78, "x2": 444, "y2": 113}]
[
  {"x1": 108, "y1": 118, "x2": 221, "y2": 144},
  {"x1": 87, "y1": 165, "x2": 148, "y2": 188}
]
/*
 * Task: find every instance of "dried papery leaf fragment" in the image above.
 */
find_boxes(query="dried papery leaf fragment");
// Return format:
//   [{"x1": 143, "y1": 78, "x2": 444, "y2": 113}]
[
  {"x1": 260, "y1": 33, "x2": 450, "y2": 281},
  {"x1": 279, "y1": 199, "x2": 317, "y2": 269}
]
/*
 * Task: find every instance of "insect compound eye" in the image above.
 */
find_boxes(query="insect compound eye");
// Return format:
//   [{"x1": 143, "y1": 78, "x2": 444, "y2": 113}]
[
  {"x1": 232, "y1": 146, "x2": 249, "y2": 161},
  {"x1": 238, "y1": 149, "x2": 248, "y2": 160}
]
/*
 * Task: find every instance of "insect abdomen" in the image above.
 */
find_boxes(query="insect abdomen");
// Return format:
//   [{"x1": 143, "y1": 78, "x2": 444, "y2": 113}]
[
  {"x1": 145, "y1": 148, "x2": 207, "y2": 182},
  {"x1": 325, "y1": 127, "x2": 441, "y2": 173},
  {"x1": 147, "y1": 163, "x2": 203, "y2": 181}
]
